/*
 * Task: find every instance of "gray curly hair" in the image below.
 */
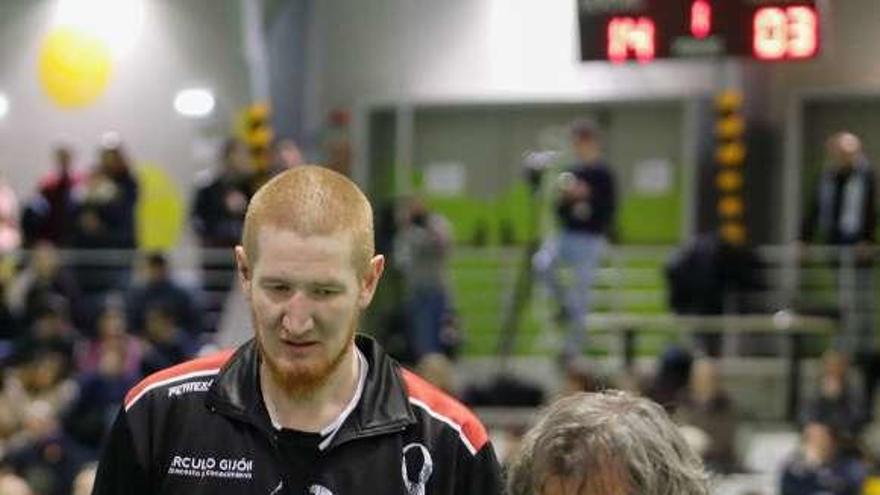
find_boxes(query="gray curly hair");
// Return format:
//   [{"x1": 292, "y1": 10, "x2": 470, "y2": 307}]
[{"x1": 507, "y1": 390, "x2": 709, "y2": 495}]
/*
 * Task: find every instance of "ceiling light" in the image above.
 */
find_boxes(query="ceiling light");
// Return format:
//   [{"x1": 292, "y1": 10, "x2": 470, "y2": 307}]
[{"x1": 174, "y1": 88, "x2": 215, "y2": 118}]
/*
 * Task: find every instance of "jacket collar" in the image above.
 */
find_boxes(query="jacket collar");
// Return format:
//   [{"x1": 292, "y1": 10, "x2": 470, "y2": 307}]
[{"x1": 205, "y1": 335, "x2": 416, "y2": 446}]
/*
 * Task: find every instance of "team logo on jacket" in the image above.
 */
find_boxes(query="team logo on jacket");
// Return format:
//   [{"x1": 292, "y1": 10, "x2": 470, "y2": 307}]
[
  {"x1": 167, "y1": 380, "x2": 213, "y2": 397},
  {"x1": 308, "y1": 484, "x2": 334, "y2": 495},
  {"x1": 167, "y1": 454, "x2": 253, "y2": 480},
  {"x1": 402, "y1": 443, "x2": 433, "y2": 495}
]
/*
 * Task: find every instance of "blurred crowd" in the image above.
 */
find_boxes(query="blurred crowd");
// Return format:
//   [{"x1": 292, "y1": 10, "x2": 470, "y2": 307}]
[
  {"x1": 0, "y1": 127, "x2": 877, "y2": 495},
  {"x1": 0, "y1": 130, "x2": 464, "y2": 494},
  {"x1": 444, "y1": 346, "x2": 875, "y2": 495},
  {"x1": 0, "y1": 134, "x2": 139, "y2": 493}
]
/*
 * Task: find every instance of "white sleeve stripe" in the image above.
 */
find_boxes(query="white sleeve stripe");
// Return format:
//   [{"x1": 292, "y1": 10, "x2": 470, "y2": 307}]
[
  {"x1": 408, "y1": 398, "x2": 477, "y2": 455},
  {"x1": 125, "y1": 369, "x2": 221, "y2": 412}
]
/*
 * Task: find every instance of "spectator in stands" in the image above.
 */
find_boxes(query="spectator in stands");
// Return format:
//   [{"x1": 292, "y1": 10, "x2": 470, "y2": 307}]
[
  {"x1": 69, "y1": 137, "x2": 139, "y2": 306},
  {"x1": 394, "y1": 195, "x2": 455, "y2": 360},
  {"x1": 96, "y1": 133, "x2": 138, "y2": 249},
  {"x1": 800, "y1": 131, "x2": 879, "y2": 411},
  {"x1": 22, "y1": 143, "x2": 85, "y2": 247},
  {"x1": 643, "y1": 345, "x2": 693, "y2": 414},
  {"x1": 780, "y1": 419, "x2": 866, "y2": 495},
  {"x1": 139, "y1": 303, "x2": 198, "y2": 376},
  {"x1": 75, "y1": 304, "x2": 143, "y2": 376},
  {"x1": 802, "y1": 350, "x2": 867, "y2": 447},
  {"x1": 65, "y1": 342, "x2": 138, "y2": 450},
  {"x1": 272, "y1": 137, "x2": 305, "y2": 173},
  {"x1": 665, "y1": 232, "x2": 765, "y2": 356},
  {"x1": 13, "y1": 296, "x2": 78, "y2": 364},
  {"x1": 666, "y1": 233, "x2": 725, "y2": 316},
  {"x1": 7, "y1": 242, "x2": 83, "y2": 330},
  {"x1": 533, "y1": 119, "x2": 617, "y2": 363},
  {"x1": 801, "y1": 131, "x2": 876, "y2": 250},
  {"x1": 0, "y1": 174, "x2": 21, "y2": 255},
  {"x1": 125, "y1": 251, "x2": 202, "y2": 337},
  {"x1": 192, "y1": 138, "x2": 254, "y2": 246},
  {"x1": 192, "y1": 137, "x2": 253, "y2": 320},
  {"x1": 559, "y1": 357, "x2": 603, "y2": 396},
  {"x1": 3, "y1": 401, "x2": 90, "y2": 495},
  {"x1": 0, "y1": 349, "x2": 77, "y2": 453},
  {"x1": 71, "y1": 135, "x2": 138, "y2": 251},
  {"x1": 507, "y1": 390, "x2": 708, "y2": 495},
  {"x1": 676, "y1": 358, "x2": 739, "y2": 473},
  {"x1": 70, "y1": 167, "x2": 119, "y2": 250},
  {"x1": 20, "y1": 193, "x2": 49, "y2": 250},
  {"x1": 366, "y1": 195, "x2": 411, "y2": 361}
]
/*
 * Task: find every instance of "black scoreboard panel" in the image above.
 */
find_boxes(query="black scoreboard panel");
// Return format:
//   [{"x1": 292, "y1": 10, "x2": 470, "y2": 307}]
[{"x1": 578, "y1": 0, "x2": 821, "y2": 63}]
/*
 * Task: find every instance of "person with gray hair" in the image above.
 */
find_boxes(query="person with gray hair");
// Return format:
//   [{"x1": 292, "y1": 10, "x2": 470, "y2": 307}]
[
  {"x1": 799, "y1": 130, "x2": 879, "y2": 419},
  {"x1": 507, "y1": 390, "x2": 709, "y2": 495}
]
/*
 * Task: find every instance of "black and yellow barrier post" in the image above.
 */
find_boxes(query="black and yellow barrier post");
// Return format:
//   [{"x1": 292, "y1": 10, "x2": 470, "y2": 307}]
[{"x1": 714, "y1": 90, "x2": 747, "y2": 246}]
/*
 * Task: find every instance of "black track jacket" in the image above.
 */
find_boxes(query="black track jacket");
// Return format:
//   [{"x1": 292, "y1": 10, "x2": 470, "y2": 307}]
[{"x1": 91, "y1": 336, "x2": 501, "y2": 495}]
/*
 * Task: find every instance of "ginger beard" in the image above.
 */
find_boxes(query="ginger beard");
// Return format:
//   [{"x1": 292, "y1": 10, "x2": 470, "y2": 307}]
[{"x1": 254, "y1": 306, "x2": 361, "y2": 398}]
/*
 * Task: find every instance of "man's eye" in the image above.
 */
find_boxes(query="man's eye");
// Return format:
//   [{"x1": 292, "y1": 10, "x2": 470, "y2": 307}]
[
  {"x1": 267, "y1": 285, "x2": 290, "y2": 293},
  {"x1": 312, "y1": 287, "x2": 337, "y2": 297}
]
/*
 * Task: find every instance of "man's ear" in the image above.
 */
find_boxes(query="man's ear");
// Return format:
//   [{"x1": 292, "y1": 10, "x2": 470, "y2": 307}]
[
  {"x1": 234, "y1": 246, "x2": 253, "y2": 295},
  {"x1": 358, "y1": 255, "x2": 385, "y2": 309}
]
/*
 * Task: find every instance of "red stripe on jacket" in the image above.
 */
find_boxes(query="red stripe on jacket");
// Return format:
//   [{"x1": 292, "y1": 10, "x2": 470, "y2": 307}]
[
  {"x1": 401, "y1": 368, "x2": 489, "y2": 453},
  {"x1": 124, "y1": 349, "x2": 235, "y2": 409}
]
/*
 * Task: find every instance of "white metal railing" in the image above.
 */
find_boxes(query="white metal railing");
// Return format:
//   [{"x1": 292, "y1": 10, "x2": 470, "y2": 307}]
[
  {"x1": 449, "y1": 244, "x2": 872, "y2": 351},
  {"x1": 2, "y1": 244, "x2": 871, "y2": 336}
]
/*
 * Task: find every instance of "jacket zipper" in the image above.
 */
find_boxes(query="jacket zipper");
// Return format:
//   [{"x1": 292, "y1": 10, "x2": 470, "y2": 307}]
[{"x1": 209, "y1": 403, "x2": 292, "y2": 494}]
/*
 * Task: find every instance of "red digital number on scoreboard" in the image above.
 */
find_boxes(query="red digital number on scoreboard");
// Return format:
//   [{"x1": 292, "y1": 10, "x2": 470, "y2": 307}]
[
  {"x1": 607, "y1": 16, "x2": 656, "y2": 64},
  {"x1": 753, "y1": 5, "x2": 818, "y2": 60},
  {"x1": 691, "y1": 0, "x2": 712, "y2": 39},
  {"x1": 581, "y1": 0, "x2": 820, "y2": 62}
]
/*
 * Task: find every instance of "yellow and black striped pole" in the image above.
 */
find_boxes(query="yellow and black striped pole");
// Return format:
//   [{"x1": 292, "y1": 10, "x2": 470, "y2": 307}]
[
  {"x1": 243, "y1": 102, "x2": 273, "y2": 173},
  {"x1": 714, "y1": 90, "x2": 747, "y2": 246}
]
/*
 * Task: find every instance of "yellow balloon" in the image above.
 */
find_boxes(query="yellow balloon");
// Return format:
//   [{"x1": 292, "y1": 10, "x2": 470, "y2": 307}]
[
  {"x1": 136, "y1": 164, "x2": 185, "y2": 250},
  {"x1": 864, "y1": 477, "x2": 880, "y2": 495},
  {"x1": 38, "y1": 27, "x2": 113, "y2": 108}
]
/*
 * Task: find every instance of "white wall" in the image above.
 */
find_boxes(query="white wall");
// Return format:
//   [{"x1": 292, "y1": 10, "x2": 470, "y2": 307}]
[
  {"x1": 0, "y1": 0, "x2": 251, "y2": 197},
  {"x1": 308, "y1": 0, "x2": 880, "y2": 121},
  {"x1": 768, "y1": 0, "x2": 880, "y2": 119},
  {"x1": 308, "y1": 0, "x2": 723, "y2": 112}
]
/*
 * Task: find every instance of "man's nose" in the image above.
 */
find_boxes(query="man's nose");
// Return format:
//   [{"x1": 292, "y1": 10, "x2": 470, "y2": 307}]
[{"x1": 282, "y1": 291, "x2": 315, "y2": 335}]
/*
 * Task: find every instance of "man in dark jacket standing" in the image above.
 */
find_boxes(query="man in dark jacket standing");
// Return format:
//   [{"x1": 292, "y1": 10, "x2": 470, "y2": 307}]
[
  {"x1": 533, "y1": 119, "x2": 616, "y2": 363},
  {"x1": 800, "y1": 131, "x2": 879, "y2": 416},
  {"x1": 92, "y1": 166, "x2": 501, "y2": 495},
  {"x1": 191, "y1": 138, "x2": 254, "y2": 317}
]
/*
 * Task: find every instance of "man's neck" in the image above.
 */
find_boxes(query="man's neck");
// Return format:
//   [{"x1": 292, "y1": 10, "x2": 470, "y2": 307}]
[{"x1": 260, "y1": 347, "x2": 360, "y2": 433}]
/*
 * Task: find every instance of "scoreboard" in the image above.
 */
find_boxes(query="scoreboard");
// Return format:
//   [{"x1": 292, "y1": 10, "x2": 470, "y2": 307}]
[{"x1": 578, "y1": 0, "x2": 822, "y2": 63}]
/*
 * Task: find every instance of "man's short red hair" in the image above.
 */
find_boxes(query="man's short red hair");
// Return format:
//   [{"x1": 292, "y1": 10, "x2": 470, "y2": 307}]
[{"x1": 241, "y1": 165, "x2": 374, "y2": 275}]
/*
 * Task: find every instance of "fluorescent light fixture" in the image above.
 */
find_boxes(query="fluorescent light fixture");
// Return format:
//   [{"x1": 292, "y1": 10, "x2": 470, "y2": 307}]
[
  {"x1": 174, "y1": 88, "x2": 215, "y2": 118},
  {"x1": 54, "y1": 0, "x2": 144, "y2": 58},
  {"x1": 0, "y1": 94, "x2": 9, "y2": 119}
]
